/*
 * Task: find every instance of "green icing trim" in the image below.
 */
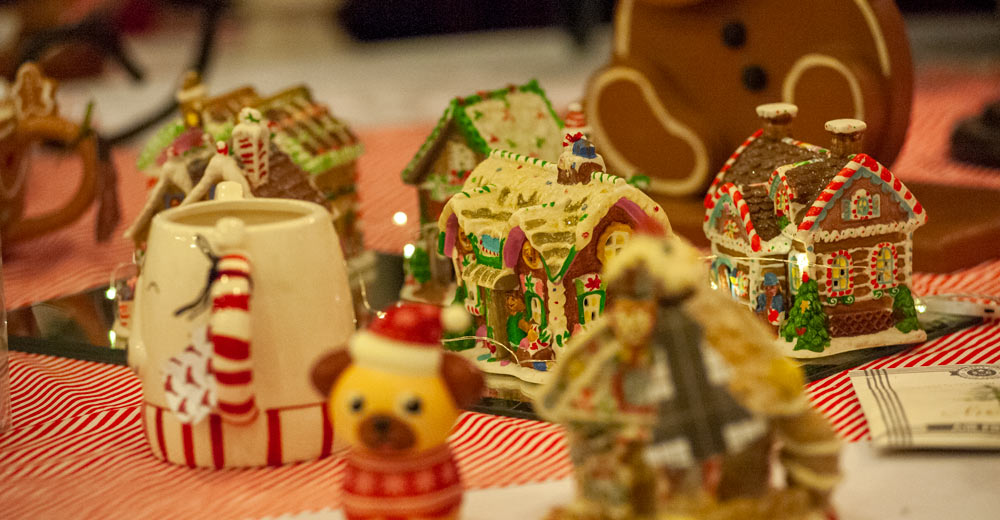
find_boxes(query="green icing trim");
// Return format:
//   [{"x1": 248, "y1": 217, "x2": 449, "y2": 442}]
[
  {"x1": 136, "y1": 119, "x2": 186, "y2": 171},
  {"x1": 274, "y1": 134, "x2": 363, "y2": 175},
  {"x1": 401, "y1": 80, "x2": 564, "y2": 183},
  {"x1": 541, "y1": 246, "x2": 577, "y2": 283},
  {"x1": 401, "y1": 104, "x2": 455, "y2": 183}
]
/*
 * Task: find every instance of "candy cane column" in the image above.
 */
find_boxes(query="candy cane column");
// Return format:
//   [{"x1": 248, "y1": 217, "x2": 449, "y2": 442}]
[{"x1": 209, "y1": 217, "x2": 258, "y2": 424}]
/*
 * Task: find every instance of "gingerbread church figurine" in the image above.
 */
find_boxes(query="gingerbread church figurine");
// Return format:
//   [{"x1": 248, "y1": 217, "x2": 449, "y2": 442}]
[
  {"x1": 704, "y1": 103, "x2": 927, "y2": 358},
  {"x1": 437, "y1": 135, "x2": 670, "y2": 383},
  {"x1": 537, "y1": 233, "x2": 841, "y2": 520}
]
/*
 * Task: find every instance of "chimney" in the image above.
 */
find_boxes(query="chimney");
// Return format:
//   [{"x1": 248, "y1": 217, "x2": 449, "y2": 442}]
[
  {"x1": 756, "y1": 102, "x2": 798, "y2": 140},
  {"x1": 176, "y1": 70, "x2": 206, "y2": 128},
  {"x1": 825, "y1": 119, "x2": 867, "y2": 156},
  {"x1": 558, "y1": 135, "x2": 605, "y2": 185}
]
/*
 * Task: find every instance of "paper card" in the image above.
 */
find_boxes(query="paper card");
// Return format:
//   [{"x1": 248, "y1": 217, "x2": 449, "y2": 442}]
[{"x1": 849, "y1": 365, "x2": 1000, "y2": 449}]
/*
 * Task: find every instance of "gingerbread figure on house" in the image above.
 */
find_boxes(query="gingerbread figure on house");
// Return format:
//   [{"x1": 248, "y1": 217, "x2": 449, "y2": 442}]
[
  {"x1": 401, "y1": 81, "x2": 565, "y2": 300},
  {"x1": 437, "y1": 135, "x2": 671, "y2": 383},
  {"x1": 703, "y1": 103, "x2": 927, "y2": 358}
]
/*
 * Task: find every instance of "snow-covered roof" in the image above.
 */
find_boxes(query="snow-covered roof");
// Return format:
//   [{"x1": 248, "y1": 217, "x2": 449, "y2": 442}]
[{"x1": 439, "y1": 149, "x2": 670, "y2": 279}]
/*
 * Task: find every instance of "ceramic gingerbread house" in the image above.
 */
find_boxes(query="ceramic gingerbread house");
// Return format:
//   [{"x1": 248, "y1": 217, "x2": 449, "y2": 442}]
[
  {"x1": 126, "y1": 73, "x2": 373, "y2": 318},
  {"x1": 436, "y1": 136, "x2": 671, "y2": 383},
  {"x1": 401, "y1": 81, "x2": 565, "y2": 294},
  {"x1": 537, "y1": 233, "x2": 840, "y2": 520},
  {"x1": 703, "y1": 103, "x2": 927, "y2": 358}
]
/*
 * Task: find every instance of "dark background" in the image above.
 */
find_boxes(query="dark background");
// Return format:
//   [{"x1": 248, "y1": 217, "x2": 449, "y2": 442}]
[{"x1": 339, "y1": 0, "x2": 998, "y2": 42}]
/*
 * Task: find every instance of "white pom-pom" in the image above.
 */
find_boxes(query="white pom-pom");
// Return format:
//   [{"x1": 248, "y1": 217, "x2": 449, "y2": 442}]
[{"x1": 441, "y1": 305, "x2": 472, "y2": 333}]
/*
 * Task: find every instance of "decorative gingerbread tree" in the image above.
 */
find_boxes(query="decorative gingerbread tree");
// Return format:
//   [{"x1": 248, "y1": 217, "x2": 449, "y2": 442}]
[
  {"x1": 892, "y1": 286, "x2": 920, "y2": 333},
  {"x1": 780, "y1": 278, "x2": 831, "y2": 353}
]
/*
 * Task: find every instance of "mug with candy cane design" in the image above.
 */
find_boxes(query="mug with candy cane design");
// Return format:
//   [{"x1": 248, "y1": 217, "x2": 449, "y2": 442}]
[{"x1": 129, "y1": 181, "x2": 355, "y2": 468}]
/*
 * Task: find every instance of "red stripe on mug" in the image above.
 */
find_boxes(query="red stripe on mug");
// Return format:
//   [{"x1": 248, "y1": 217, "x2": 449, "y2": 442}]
[
  {"x1": 155, "y1": 407, "x2": 167, "y2": 461},
  {"x1": 212, "y1": 293, "x2": 250, "y2": 311},
  {"x1": 182, "y1": 423, "x2": 196, "y2": 467},
  {"x1": 218, "y1": 397, "x2": 257, "y2": 415},
  {"x1": 214, "y1": 369, "x2": 253, "y2": 385},
  {"x1": 210, "y1": 414, "x2": 225, "y2": 469},
  {"x1": 211, "y1": 335, "x2": 250, "y2": 360},
  {"x1": 321, "y1": 404, "x2": 333, "y2": 458},
  {"x1": 267, "y1": 409, "x2": 282, "y2": 466}
]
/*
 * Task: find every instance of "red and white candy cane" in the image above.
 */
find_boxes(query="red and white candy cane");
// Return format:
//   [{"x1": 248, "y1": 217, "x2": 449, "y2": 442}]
[{"x1": 209, "y1": 218, "x2": 257, "y2": 424}]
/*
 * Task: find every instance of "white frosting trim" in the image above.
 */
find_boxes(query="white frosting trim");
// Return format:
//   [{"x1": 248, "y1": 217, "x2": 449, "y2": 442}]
[
  {"x1": 587, "y1": 66, "x2": 709, "y2": 196},
  {"x1": 782, "y1": 53, "x2": 865, "y2": 122},
  {"x1": 815, "y1": 218, "x2": 922, "y2": 242}
]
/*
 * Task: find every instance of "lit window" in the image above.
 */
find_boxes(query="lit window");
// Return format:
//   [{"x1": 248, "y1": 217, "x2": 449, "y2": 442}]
[
  {"x1": 825, "y1": 250, "x2": 853, "y2": 297},
  {"x1": 598, "y1": 223, "x2": 632, "y2": 265},
  {"x1": 581, "y1": 294, "x2": 603, "y2": 323},
  {"x1": 574, "y1": 274, "x2": 606, "y2": 324},
  {"x1": 844, "y1": 189, "x2": 881, "y2": 221},
  {"x1": 789, "y1": 260, "x2": 802, "y2": 294},
  {"x1": 871, "y1": 243, "x2": 897, "y2": 289}
]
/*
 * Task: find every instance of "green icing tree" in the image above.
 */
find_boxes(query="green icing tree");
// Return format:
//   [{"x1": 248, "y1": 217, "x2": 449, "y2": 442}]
[
  {"x1": 780, "y1": 279, "x2": 831, "y2": 353},
  {"x1": 406, "y1": 246, "x2": 432, "y2": 284},
  {"x1": 892, "y1": 286, "x2": 921, "y2": 333}
]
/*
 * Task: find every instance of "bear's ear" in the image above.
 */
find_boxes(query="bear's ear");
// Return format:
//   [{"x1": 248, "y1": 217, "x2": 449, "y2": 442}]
[
  {"x1": 311, "y1": 348, "x2": 352, "y2": 397},
  {"x1": 440, "y1": 353, "x2": 485, "y2": 409}
]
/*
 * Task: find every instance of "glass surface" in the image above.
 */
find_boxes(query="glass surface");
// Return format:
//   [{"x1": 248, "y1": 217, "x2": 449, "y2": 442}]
[{"x1": 1, "y1": 236, "x2": 10, "y2": 432}]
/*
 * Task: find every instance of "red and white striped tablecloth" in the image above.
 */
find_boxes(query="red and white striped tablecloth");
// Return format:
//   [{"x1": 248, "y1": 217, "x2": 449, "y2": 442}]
[{"x1": 2, "y1": 258, "x2": 999, "y2": 519}]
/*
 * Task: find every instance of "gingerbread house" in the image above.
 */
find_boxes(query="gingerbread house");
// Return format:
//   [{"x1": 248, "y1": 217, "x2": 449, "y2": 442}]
[
  {"x1": 132, "y1": 74, "x2": 365, "y2": 257},
  {"x1": 402, "y1": 80, "x2": 565, "y2": 289},
  {"x1": 703, "y1": 104, "x2": 927, "y2": 357},
  {"x1": 437, "y1": 138, "x2": 670, "y2": 382},
  {"x1": 127, "y1": 75, "x2": 372, "y2": 319}
]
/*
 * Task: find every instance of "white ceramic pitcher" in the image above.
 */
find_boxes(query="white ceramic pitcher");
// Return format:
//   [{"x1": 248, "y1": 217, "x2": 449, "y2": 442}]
[{"x1": 129, "y1": 184, "x2": 355, "y2": 468}]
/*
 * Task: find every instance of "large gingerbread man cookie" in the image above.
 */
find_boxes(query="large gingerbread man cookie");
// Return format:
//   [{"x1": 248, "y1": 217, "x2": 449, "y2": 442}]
[{"x1": 586, "y1": 0, "x2": 913, "y2": 197}]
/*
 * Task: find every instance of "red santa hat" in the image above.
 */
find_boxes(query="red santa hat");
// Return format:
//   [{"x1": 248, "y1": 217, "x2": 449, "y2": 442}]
[{"x1": 349, "y1": 302, "x2": 472, "y2": 376}]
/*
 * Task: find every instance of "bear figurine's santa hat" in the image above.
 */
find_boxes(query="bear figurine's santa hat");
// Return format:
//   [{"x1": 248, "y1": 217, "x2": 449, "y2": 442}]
[{"x1": 349, "y1": 302, "x2": 472, "y2": 375}]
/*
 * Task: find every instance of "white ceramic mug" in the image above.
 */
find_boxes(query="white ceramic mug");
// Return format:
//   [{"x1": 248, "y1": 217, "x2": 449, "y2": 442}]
[{"x1": 129, "y1": 186, "x2": 355, "y2": 467}]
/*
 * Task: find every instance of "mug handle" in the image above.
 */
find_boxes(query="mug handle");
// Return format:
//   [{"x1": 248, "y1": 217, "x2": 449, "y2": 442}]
[
  {"x1": 209, "y1": 217, "x2": 258, "y2": 424},
  {"x1": 3, "y1": 115, "x2": 99, "y2": 242}
]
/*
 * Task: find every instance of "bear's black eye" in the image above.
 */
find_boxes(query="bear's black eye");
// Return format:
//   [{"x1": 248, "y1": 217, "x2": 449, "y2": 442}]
[
  {"x1": 349, "y1": 396, "x2": 364, "y2": 413},
  {"x1": 721, "y1": 21, "x2": 747, "y2": 49},
  {"x1": 404, "y1": 397, "x2": 422, "y2": 415}
]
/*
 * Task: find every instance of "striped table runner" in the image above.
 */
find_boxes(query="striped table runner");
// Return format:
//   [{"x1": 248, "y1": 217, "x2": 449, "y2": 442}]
[{"x1": 1, "y1": 267, "x2": 998, "y2": 518}]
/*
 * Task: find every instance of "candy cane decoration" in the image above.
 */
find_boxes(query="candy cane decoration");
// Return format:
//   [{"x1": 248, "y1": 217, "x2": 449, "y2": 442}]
[
  {"x1": 208, "y1": 218, "x2": 257, "y2": 424},
  {"x1": 233, "y1": 107, "x2": 270, "y2": 189}
]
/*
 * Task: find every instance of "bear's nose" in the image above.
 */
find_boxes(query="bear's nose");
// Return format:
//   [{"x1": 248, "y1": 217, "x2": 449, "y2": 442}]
[{"x1": 373, "y1": 416, "x2": 391, "y2": 434}]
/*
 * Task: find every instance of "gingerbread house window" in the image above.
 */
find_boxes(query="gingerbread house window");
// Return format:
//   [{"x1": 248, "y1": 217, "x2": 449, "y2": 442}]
[
  {"x1": 574, "y1": 274, "x2": 606, "y2": 325},
  {"x1": 598, "y1": 223, "x2": 632, "y2": 265},
  {"x1": 522, "y1": 274, "x2": 547, "y2": 328},
  {"x1": 521, "y1": 241, "x2": 543, "y2": 270},
  {"x1": 843, "y1": 189, "x2": 881, "y2": 221},
  {"x1": 870, "y1": 243, "x2": 898, "y2": 289},
  {"x1": 465, "y1": 285, "x2": 483, "y2": 316},
  {"x1": 722, "y1": 219, "x2": 740, "y2": 239},
  {"x1": 826, "y1": 250, "x2": 853, "y2": 297},
  {"x1": 788, "y1": 257, "x2": 803, "y2": 295}
]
